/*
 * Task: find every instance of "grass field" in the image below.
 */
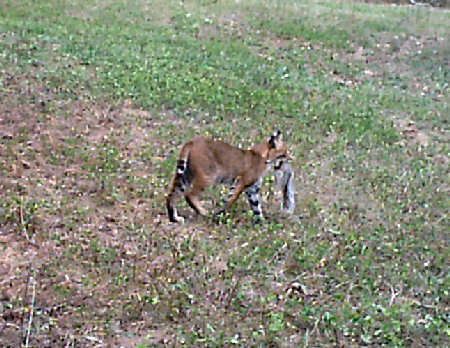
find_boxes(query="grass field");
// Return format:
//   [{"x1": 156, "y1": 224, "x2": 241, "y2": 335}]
[{"x1": 0, "y1": 0, "x2": 448, "y2": 346}]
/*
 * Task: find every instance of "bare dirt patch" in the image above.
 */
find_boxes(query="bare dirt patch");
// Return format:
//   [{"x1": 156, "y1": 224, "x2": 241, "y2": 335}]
[
  {"x1": 393, "y1": 117, "x2": 431, "y2": 146},
  {"x1": 0, "y1": 66, "x2": 184, "y2": 344}
]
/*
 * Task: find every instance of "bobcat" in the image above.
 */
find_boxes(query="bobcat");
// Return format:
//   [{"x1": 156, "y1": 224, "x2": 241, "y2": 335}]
[{"x1": 166, "y1": 131, "x2": 291, "y2": 223}]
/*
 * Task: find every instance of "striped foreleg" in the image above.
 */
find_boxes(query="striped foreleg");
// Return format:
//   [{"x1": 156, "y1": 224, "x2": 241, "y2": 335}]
[{"x1": 245, "y1": 177, "x2": 263, "y2": 220}]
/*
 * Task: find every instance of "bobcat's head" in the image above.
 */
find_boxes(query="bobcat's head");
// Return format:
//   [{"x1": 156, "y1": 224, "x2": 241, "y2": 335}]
[{"x1": 266, "y1": 130, "x2": 292, "y2": 164}]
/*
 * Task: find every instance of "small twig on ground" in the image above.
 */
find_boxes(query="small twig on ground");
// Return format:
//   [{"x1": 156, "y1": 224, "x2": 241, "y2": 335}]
[
  {"x1": 20, "y1": 268, "x2": 31, "y2": 343},
  {"x1": 20, "y1": 196, "x2": 28, "y2": 241},
  {"x1": 25, "y1": 274, "x2": 36, "y2": 348},
  {"x1": 389, "y1": 285, "x2": 397, "y2": 306},
  {"x1": 19, "y1": 196, "x2": 36, "y2": 246}
]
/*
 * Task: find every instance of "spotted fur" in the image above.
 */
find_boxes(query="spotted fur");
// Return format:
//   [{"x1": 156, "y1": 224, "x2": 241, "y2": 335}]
[{"x1": 166, "y1": 131, "x2": 290, "y2": 223}]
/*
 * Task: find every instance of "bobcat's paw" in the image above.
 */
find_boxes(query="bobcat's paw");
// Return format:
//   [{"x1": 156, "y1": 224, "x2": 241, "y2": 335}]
[{"x1": 175, "y1": 216, "x2": 185, "y2": 223}]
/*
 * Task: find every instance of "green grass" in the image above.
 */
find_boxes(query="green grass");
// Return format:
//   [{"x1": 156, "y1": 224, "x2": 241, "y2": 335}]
[{"x1": 0, "y1": 0, "x2": 448, "y2": 346}]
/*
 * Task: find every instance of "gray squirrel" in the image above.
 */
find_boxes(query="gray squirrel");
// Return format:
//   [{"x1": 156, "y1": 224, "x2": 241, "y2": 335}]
[{"x1": 274, "y1": 159, "x2": 295, "y2": 214}]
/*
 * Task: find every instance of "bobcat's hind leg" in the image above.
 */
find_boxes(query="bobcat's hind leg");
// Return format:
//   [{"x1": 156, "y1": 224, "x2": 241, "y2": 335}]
[
  {"x1": 167, "y1": 171, "x2": 191, "y2": 223},
  {"x1": 166, "y1": 191, "x2": 184, "y2": 223},
  {"x1": 185, "y1": 194, "x2": 207, "y2": 216},
  {"x1": 185, "y1": 180, "x2": 208, "y2": 217},
  {"x1": 216, "y1": 180, "x2": 246, "y2": 215}
]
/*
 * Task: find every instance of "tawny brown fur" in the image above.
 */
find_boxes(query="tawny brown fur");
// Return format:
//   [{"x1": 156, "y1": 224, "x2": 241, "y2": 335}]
[{"x1": 166, "y1": 132, "x2": 289, "y2": 223}]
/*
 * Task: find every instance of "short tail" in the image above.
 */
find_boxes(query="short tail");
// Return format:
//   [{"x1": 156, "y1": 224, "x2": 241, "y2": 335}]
[
  {"x1": 176, "y1": 142, "x2": 192, "y2": 176},
  {"x1": 173, "y1": 141, "x2": 194, "y2": 194}
]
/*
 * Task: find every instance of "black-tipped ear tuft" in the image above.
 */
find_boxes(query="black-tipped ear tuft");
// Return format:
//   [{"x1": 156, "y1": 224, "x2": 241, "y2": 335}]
[
  {"x1": 269, "y1": 135, "x2": 276, "y2": 148},
  {"x1": 269, "y1": 130, "x2": 282, "y2": 148}
]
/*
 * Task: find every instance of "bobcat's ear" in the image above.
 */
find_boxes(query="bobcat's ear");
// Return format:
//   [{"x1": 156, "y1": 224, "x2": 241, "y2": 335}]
[{"x1": 269, "y1": 130, "x2": 282, "y2": 148}]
